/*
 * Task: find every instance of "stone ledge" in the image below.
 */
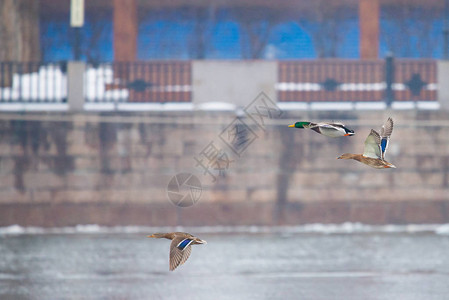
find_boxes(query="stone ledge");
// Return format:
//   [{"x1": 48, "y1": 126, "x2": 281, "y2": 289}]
[{"x1": 0, "y1": 201, "x2": 448, "y2": 227}]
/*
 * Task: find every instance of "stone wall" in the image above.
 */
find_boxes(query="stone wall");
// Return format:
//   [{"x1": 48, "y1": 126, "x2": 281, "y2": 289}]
[{"x1": 0, "y1": 109, "x2": 448, "y2": 226}]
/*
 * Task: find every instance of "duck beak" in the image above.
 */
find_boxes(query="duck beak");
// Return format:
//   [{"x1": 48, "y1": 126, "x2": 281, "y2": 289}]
[
  {"x1": 288, "y1": 124, "x2": 295, "y2": 128},
  {"x1": 344, "y1": 133, "x2": 355, "y2": 136},
  {"x1": 147, "y1": 235, "x2": 155, "y2": 238}
]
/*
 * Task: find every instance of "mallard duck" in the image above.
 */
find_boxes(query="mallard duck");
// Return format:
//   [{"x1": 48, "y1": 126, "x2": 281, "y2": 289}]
[
  {"x1": 337, "y1": 117, "x2": 396, "y2": 169},
  {"x1": 147, "y1": 232, "x2": 207, "y2": 271},
  {"x1": 288, "y1": 121, "x2": 355, "y2": 137}
]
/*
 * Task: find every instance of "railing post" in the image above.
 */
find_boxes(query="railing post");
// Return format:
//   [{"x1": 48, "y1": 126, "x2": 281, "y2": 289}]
[
  {"x1": 438, "y1": 60, "x2": 449, "y2": 111},
  {"x1": 67, "y1": 61, "x2": 85, "y2": 111},
  {"x1": 385, "y1": 53, "x2": 395, "y2": 107}
]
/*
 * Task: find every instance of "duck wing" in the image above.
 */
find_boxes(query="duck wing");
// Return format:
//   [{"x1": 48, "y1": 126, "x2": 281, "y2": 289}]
[
  {"x1": 317, "y1": 123, "x2": 348, "y2": 132},
  {"x1": 301, "y1": 122, "x2": 317, "y2": 129},
  {"x1": 169, "y1": 236, "x2": 194, "y2": 271},
  {"x1": 379, "y1": 118, "x2": 394, "y2": 160},
  {"x1": 314, "y1": 123, "x2": 348, "y2": 137},
  {"x1": 327, "y1": 122, "x2": 345, "y2": 127},
  {"x1": 303, "y1": 122, "x2": 345, "y2": 129},
  {"x1": 363, "y1": 129, "x2": 382, "y2": 159}
]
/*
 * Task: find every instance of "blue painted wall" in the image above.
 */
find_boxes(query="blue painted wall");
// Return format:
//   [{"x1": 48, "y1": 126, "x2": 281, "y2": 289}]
[{"x1": 40, "y1": 8, "x2": 445, "y2": 61}]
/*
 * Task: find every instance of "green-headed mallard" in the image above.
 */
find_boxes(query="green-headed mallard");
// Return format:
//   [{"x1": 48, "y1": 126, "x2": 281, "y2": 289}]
[
  {"x1": 147, "y1": 232, "x2": 207, "y2": 271},
  {"x1": 288, "y1": 121, "x2": 355, "y2": 137},
  {"x1": 337, "y1": 117, "x2": 396, "y2": 169}
]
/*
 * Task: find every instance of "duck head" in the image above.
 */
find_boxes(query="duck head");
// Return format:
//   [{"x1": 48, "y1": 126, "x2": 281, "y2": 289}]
[
  {"x1": 337, "y1": 153, "x2": 357, "y2": 160},
  {"x1": 288, "y1": 122, "x2": 310, "y2": 128},
  {"x1": 147, "y1": 233, "x2": 172, "y2": 239}
]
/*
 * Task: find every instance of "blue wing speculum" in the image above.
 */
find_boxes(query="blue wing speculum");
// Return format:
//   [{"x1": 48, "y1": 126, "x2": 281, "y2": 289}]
[
  {"x1": 177, "y1": 238, "x2": 194, "y2": 251},
  {"x1": 381, "y1": 138, "x2": 388, "y2": 158},
  {"x1": 379, "y1": 117, "x2": 393, "y2": 161}
]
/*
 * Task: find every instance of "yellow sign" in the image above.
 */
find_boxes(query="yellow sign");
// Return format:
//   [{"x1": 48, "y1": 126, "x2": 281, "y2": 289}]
[{"x1": 70, "y1": 0, "x2": 85, "y2": 27}]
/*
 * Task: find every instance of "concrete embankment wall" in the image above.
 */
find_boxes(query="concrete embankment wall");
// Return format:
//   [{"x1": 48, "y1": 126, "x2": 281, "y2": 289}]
[{"x1": 0, "y1": 109, "x2": 448, "y2": 226}]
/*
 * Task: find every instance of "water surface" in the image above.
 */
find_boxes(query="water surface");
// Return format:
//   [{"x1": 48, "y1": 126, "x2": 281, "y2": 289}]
[{"x1": 0, "y1": 225, "x2": 449, "y2": 300}]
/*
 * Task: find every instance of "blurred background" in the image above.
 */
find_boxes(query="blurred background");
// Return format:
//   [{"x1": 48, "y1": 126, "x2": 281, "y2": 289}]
[{"x1": 1, "y1": 0, "x2": 449, "y2": 299}]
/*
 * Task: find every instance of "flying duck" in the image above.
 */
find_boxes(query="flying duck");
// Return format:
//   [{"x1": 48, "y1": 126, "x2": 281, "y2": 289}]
[
  {"x1": 147, "y1": 232, "x2": 207, "y2": 271},
  {"x1": 337, "y1": 117, "x2": 396, "y2": 169}
]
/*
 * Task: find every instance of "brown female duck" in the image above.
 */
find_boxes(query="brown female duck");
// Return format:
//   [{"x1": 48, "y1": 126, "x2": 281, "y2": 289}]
[
  {"x1": 147, "y1": 232, "x2": 207, "y2": 271},
  {"x1": 337, "y1": 117, "x2": 396, "y2": 169}
]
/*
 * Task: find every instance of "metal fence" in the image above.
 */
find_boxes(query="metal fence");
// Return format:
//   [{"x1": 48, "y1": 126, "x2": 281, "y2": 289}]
[
  {"x1": 277, "y1": 59, "x2": 437, "y2": 102},
  {"x1": 85, "y1": 61, "x2": 192, "y2": 103},
  {"x1": 393, "y1": 59, "x2": 437, "y2": 102},
  {"x1": 0, "y1": 62, "x2": 67, "y2": 103},
  {"x1": 0, "y1": 59, "x2": 438, "y2": 105}
]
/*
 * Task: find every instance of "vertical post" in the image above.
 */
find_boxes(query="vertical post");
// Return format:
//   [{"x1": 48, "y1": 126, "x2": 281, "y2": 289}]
[
  {"x1": 438, "y1": 61, "x2": 449, "y2": 111},
  {"x1": 68, "y1": 62, "x2": 85, "y2": 111},
  {"x1": 113, "y1": 0, "x2": 137, "y2": 61},
  {"x1": 385, "y1": 53, "x2": 394, "y2": 107},
  {"x1": 444, "y1": 0, "x2": 449, "y2": 59},
  {"x1": 70, "y1": 0, "x2": 85, "y2": 61},
  {"x1": 359, "y1": 0, "x2": 379, "y2": 59}
]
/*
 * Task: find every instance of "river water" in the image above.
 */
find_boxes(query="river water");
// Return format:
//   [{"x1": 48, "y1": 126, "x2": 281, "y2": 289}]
[{"x1": 0, "y1": 223, "x2": 449, "y2": 300}]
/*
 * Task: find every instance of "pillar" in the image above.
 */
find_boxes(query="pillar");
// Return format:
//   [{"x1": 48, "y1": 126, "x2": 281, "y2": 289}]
[
  {"x1": 68, "y1": 62, "x2": 85, "y2": 111},
  {"x1": 438, "y1": 60, "x2": 449, "y2": 111},
  {"x1": 113, "y1": 0, "x2": 137, "y2": 61},
  {"x1": 359, "y1": 0, "x2": 379, "y2": 59}
]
